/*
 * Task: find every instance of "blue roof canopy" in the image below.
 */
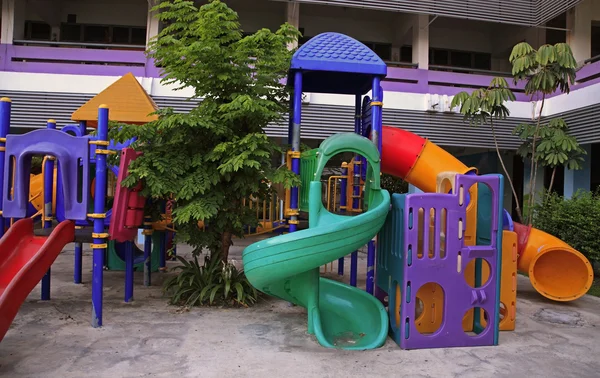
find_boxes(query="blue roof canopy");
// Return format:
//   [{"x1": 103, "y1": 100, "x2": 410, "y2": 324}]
[{"x1": 288, "y1": 32, "x2": 387, "y2": 95}]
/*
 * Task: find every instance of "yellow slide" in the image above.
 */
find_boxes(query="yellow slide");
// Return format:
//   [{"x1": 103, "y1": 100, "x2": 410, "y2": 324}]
[
  {"x1": 380, "y1": 126, "x2": 594, "y2": 302},
  {"x1": 28, "y1": 171, "x2": 57, "y2": 216}
]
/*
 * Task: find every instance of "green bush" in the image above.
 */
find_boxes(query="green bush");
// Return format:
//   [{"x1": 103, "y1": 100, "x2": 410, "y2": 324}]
[
  {"x1": 381, "y1": 174, "x2": 408, "y2": 194},
  {"x1": 532, "y1": 190, "x2": 600, "y2": 262},
  {"x1": 163, "y1": 252, "x2": 260, "y2": 307}
]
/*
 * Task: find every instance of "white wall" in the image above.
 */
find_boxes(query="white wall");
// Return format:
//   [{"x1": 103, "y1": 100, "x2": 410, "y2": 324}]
[
  {"x1": 299, "y1": 3, "x2": 397, "y2": 44},
  {"x1": 429, "y1": 18, "x2": 493, "y2": 53},
  {"x1": 24, "y1": 0, "x2": 147, "y2": 27}
]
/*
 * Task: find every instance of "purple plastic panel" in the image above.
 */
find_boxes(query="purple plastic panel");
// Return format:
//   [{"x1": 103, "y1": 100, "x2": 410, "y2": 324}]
[
  {"x1": 400, "y1": 174, "x2": 500, "y2": 350},
  {"x1": 3, "y1": 129, "x2": 89, "y2": 220}
]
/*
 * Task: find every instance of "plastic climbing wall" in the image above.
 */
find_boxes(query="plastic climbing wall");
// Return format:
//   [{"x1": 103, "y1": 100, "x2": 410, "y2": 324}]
[{"x1": 377, "y1": 173, "x2": 504, "y2": 349}]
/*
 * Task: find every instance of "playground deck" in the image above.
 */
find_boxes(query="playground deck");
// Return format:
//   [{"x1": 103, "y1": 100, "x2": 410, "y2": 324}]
[{"x1": 1, "y1": 236, "x2": 599, "y2": 378}]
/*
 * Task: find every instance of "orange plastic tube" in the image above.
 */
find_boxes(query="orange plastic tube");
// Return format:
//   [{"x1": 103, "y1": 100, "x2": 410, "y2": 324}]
[
  {"x1": 381, "y1": 125, "x2": 594, "y2": 302},
  {"x1": 513, "y1": 222, "x2": 594, "y2": 301}
]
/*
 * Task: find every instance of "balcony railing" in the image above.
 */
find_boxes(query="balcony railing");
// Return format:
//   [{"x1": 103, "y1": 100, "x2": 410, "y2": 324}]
[
  {"x1": 1, "y1": 41, "x2": 600, "y2": 101},
  {"x1": 0, "y1": 40, "x2": 159, "y2": 77},
  {"x1": 381, "y1": 64, "x2": 530, "y2": 101}
]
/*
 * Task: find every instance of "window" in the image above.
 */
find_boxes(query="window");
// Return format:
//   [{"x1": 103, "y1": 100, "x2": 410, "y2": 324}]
[
  {"x1": 59, "y1": 22, "x2": 147, "y2": 46},
  {"x1": 592, "y1": 22, "x2": 600, "y2": 59},
  {"x1": 23, "y1": 21, "x2": 52, "y2": 41},
  {"x1": 400, "y1": 45, "x2": 412, "y2": 62},
  {"x1": 430, "y1": 48, "x2": 491, "y2": 70},
  {"x1": 359, "y1": 40, "x2": 392, "y2": 61}
]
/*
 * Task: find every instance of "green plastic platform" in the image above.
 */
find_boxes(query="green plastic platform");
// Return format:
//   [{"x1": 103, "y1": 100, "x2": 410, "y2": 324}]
[{"x1": 243, "y1": 133, "x2": 390, "y2": 350}]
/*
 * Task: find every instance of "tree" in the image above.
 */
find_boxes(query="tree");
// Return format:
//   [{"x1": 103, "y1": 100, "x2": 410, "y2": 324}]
[
  {"x1": 451, "y1": 77, "x2": 524, "y2": 223},
  {"x1": 514, "y1": 118, "x2": 586, "y2": 201},
  {"x1": 509, "y1": 42, "x2": 577, "y2": 223},
  {"x1": 111, "y1": 0, "x2": 301, "y2": 263}
]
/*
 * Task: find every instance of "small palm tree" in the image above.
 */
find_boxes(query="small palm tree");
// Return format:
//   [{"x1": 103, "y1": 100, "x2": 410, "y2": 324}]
[
  {"x1": 451, "y1": 77, "x2": 523, "y2": 222},
  {"x1": 509, "y1": 42, "x2": 577, "y2": 223}
]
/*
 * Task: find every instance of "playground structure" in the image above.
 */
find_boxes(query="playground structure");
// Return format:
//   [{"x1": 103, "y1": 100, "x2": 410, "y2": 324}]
[
  {"x1": 243, "y1": 32, "x2": 595, "y2": 350},
  {"x1": 0, "y1": 74, "x2": 179, "y2": 341},
  {"x1": 0, "y1": 32, "x2": 594, "y2": 349},
  {"x1": 0, "y1": 72, "x2": 290, "y2": 342}
]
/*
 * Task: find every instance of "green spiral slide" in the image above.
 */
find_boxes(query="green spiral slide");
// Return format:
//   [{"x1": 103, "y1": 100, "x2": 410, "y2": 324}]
[{"x1": 242, "y1": 133, "x2": 391, "y2": 350}]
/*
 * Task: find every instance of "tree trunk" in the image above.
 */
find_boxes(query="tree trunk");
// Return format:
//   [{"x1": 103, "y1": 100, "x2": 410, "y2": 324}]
[
  {"x1": 547, "y1": 166, "x2": 557, "y2": 200},
  {"x1": 490, "y1": 119, "x2": 524, "y2": 223},
  {"x1": 527, "y1": 94, "x2": 546, "y2": 224},
  {"x1": 220, "y1": 231, "x2": 233, "y2": 262}
]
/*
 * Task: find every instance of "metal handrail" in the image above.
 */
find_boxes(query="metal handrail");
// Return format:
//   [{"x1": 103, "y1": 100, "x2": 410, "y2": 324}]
[
  {"x1": 583, "y1": 54, "x2": 600, "y2": 64},
  {"x1": 13, "y1": 39, "x2": 146, "y2": 50}
]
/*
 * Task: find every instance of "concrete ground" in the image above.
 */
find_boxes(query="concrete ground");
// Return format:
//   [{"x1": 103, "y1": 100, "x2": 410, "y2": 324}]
[{"x1": 1, "y1": 236, "x2": 599, "y2": 378}]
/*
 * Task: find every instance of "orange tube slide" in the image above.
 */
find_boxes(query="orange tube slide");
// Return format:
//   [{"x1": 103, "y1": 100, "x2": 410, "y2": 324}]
[{"x1": 380, "y1": 126, "x2": 594, "y2": 302}]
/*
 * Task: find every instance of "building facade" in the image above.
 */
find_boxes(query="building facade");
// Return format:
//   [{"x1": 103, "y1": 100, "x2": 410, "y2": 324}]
[{"x1": 1, "y1": 0, "x2": 600, "y2": 213}]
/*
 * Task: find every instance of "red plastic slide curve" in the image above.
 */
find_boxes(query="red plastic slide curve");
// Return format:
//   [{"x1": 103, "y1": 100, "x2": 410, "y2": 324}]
[{"x1": 0, "y1": 218, "x2": 75, "y2": 342}]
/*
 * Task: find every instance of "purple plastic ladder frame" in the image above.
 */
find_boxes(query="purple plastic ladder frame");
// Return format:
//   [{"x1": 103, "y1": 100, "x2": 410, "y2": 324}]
[
  {"x1": 400, "y1": 174, "x2": 500, "y2": 349},
  {"x1": 3, "y1": 129, "x2": 89, "y2": 220}
]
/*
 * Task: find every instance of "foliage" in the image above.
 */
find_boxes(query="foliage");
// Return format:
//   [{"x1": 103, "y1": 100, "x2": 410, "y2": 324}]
[
  {"x1": 30, "y1": 156, "x2": 43, "y2": 175},
  {"x1": 163, "y1": 252, "x2": 260, "y2": 307},
  {"x1": 532, "y1": 190, "x2": 600, "y2": 263},
  {"x1": 513, "y1": 118, "x2": 586, "y2": 196},
  {"x1": 509, "y1": 42, "x2": 577, "y2": 224},
  {"x1": 381, "y1": 173, "x2": 408, "y2": 194},
  {"x1": 110, "y1": 0, "x2": 301, "y2": 261},
  {"x1": 450, "y1": 77, "x2": 523, "y2": 222}
]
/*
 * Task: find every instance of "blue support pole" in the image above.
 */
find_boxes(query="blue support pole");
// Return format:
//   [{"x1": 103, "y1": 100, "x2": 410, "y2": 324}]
[
  {"x1": 289, "y1": 71, "x2": 302, "y2": 233},
  {"x1": 0, "y1": 98, "x2": 11, "y2": 238},
  {"x1": 338, "y1": 164, "x2": 348, "y2": 276},
  {"x1": 366, "y1": 78, "x2": 383, "y2": 294},
  {"x1": 159, "y1": 201, "x2": 167, "y2": 270},
  {"x1": 92, "y1": 105, "x2": 109, "y2": 328},
  {"x1": 41, "y1": 119, "x2": 57, "y2": 301},
  {"x1": 124, "y1": 241, "x2": 134, "y2": 302},
  {"x1": 366, "y1": 240, "x2": 375, "y2": 294},
  {"x1": 350, "y1": 94, "x2": 362, "y2": 287},
  {"x1": 74, "y1": 121, "x2": 87, "y2": 284},
  {"x1": 143, "y1": 215, "x2": 152, "y2": 286},
  {"x1": 159, "y1": 231, "x2": 166, "y2": 270}
]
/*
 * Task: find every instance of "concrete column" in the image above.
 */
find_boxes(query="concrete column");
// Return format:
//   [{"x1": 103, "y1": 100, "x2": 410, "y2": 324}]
[
  {"x1": 564, "y1": 144, "x2": 591, "y2": 198},
  {"x1": 1, "y1": 0, "x2": 15, "y2": 44},
  {"x1": 566, "y1": 0, "x2": 592, "y2": 64},
  {"x1": 412, "y1": 14, "x2": 429, "y2": 69},
  {"x1": 286, "y1": 1, "x2": 300, "y2": 49},
  {"x1": 146, "y1": 0, "x2": 160, "y2": 46}
]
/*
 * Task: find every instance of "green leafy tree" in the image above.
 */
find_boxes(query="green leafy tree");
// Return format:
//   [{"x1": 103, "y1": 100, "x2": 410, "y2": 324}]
[
  {"x1": 451, "y1": 77, "x2": 523, "y2": 222},
  {"x1": 111, "y1": 0, "x2": 301, "y2": 263},
  {"x1": 514, "y1": 118, "x2": 586, "y2": 202},
  {"x1": 509, "y1": 42, "x2": 577, "y2": 223}
]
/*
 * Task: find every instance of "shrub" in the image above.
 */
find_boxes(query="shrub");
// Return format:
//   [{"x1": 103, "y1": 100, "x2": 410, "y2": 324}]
[
  {"x1": 381, "y1": 173, "x2": 408, "y2": 194},
  {"x1": 163, "y1": 252, "x2": 260, "y2": 307},
  {"x1": 532, "y1": 190, "x2": 600, "y2": 262}
]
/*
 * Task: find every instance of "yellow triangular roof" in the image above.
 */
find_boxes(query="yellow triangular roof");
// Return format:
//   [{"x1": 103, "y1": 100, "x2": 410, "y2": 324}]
[{"x1": 72, "y1": 72, "x2": 158, "y2": 127}]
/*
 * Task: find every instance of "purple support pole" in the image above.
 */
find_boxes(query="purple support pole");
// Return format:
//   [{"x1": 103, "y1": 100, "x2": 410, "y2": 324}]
[
  {"x1": 289, "y1": 71, "x2": 302, "y2": 233},
  {"x1": 41, "y1": 119, "x2": 57, "y2": 301},
  {"x1": 338, "y1": 165, "x2": 348, "y2": 276},
  {"x1": 124, "y1": 241, "x2": 134, "y2": 302},
  {"x1": 143, "y1": 215, "x2": 152, "y2": 286},
  {"x1": 0, "y1": 98, "x2": 10, "y2": 238},
  {"x1": 74, "y1": 120, "x2": 87, "y2": 284},
  {"x1": 92, "y1": 105, "x2": 109, "y2": 328}
]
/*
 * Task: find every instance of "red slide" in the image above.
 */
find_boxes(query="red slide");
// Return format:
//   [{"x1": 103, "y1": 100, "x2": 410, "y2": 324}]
[{"x1": 0, "y1": 218, "x2": 75, "y2": 341}]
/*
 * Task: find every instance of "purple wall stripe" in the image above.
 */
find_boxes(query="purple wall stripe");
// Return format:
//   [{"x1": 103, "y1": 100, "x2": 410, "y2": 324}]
[{"x1": 0, "y1": 44, "x2": 599, "y2": 102}]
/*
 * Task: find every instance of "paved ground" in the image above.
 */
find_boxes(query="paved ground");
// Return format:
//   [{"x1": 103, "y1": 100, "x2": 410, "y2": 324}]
[{"x1": 1, "y1": 236, "x2": 599, "y2": 378}]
